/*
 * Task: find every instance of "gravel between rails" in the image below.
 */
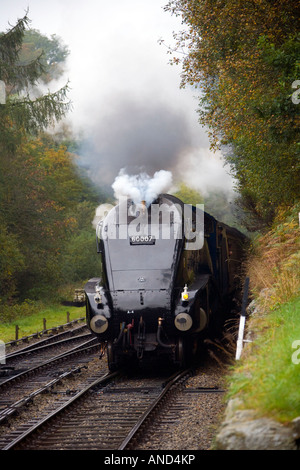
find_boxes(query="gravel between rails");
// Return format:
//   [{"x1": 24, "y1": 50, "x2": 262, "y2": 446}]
[{"x1": 134, "y1": 356, "x2": 227, "y2": 451}]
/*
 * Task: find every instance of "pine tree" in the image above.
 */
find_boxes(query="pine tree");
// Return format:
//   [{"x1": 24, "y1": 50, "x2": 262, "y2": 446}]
[
  {"x1": 0, "y1": 12, "x2": 70, "y2": 148},
  {"x1": 0, "y1": 12, "x2": 71, "y2": 301}
]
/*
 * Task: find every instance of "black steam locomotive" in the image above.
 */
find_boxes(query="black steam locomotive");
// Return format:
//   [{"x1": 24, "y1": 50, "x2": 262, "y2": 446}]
[{"x1": 84, "y1": 194, "x2": 246, "y2": 370}]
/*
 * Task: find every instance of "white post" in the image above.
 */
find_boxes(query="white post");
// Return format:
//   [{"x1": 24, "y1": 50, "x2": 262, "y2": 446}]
[
  {"x1": 0, "y1": 81, "x2": 6, "y2": 104},
  {"x1": 236, "y1": 315, "x2": 246, "y2": 360},
  {"x1": 235, "y1": 277, "x2": 249, "y2": 360}
]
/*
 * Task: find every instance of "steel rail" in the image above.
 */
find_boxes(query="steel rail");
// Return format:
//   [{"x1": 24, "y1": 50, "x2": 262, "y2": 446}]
[
  {"x1": 1, "y1": 370, "x2": 121, "y2": 450},
  {"x1": 4, "y1": 318, "x2": 86, "y2": 349},
  {"x1": 0, "y1": 337, "x2": 99, "y2": 388},
  {"x1": 6, "y1": 333, "x2": 92, "y2": 360},
  {"x1": 118, "y1": 368, "x2": 193, "y2": 450},
  {"x1": 0, "y1": 366, "x2": 83, "y2": 424}
]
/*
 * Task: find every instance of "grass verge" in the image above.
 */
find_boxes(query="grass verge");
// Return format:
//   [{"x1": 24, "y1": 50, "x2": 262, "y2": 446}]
[
  {"x1": 0, "y1": 303, "x2": 85, "y2": 343},
  {"x1": 226, "y1": 203, "x2": 300, "y2": 423},
  {"x1": 227, "y1": 296, "x2": 300, "y2": 422}
]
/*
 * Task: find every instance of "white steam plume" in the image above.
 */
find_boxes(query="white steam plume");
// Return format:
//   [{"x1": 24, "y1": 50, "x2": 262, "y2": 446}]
[{"x1": 112, "y1": 169, "x2": 173, "y2": 206}]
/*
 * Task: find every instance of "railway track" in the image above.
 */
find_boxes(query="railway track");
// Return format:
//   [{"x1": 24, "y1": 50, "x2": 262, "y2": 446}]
[
  {"x1": 1, "y1": 323, "x2": 90, "y2": 372},
  {"x1": 0, "y1": 325, "x2": 96, "y2": 385},
  {"x1": 0, "y1": 326, "x2": 105, "y2": 428},
  {"x1": 0, "y1": 363, "x2": 225, "y2": 450},
  {"x1": 0, "y1": 322, "x2": 227, "y2": 451},
  {"x1": 132, "y1": 374, "x2": 226, "y2": 450}
]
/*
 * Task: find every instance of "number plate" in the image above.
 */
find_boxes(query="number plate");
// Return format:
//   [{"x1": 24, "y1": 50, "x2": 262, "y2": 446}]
[{"x1": 130, "y1": 235, "x2": 156, "y2": 245}]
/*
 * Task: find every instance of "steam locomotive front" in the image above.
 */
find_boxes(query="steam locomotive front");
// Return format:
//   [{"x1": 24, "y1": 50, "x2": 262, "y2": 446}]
[{"x1": 85, "y1": 195, "x2": 187, "y2": 366}]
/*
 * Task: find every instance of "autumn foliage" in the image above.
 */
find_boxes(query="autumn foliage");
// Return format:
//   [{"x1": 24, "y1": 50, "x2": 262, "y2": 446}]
[
  {"x1": 0, "y1": 15, "x2": 102, "y2": 303},
  {"x1": 165, "y1": 0, "x2": 300, "y2": 229}
]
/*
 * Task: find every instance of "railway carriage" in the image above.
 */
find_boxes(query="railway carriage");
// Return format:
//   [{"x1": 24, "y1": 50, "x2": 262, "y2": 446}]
[{"x1": 84, "y1": 194, "x2": 247, "y2": 370}]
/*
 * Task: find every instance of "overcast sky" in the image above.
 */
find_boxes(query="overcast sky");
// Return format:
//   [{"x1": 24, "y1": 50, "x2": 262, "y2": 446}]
[{"x1": 1, "y1": 0, "x2": 235, "y2": 196}]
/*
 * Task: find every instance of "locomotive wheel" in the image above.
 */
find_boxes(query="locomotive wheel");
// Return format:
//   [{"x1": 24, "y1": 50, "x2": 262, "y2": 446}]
[
  {"x1": 175, "y1": 338, "x2": 186, "y2": 368},
  {"x1": 175, "y1": 338, "x2": 196, "y2": 368},
  {"x1": 107, "y1": 341, "x2": 119, "y2": 371}
]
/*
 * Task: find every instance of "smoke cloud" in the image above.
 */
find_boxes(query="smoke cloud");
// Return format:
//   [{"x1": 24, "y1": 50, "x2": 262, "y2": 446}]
[
  {"x1": 76, "y1": 96, "x2": 195, "y2": 187},
  {"x1": 112, "y1": 169, "x2": 173, "y2": 206},
  {"x1": 0, "y1": 0, "x2": 237, "y2": 202}
]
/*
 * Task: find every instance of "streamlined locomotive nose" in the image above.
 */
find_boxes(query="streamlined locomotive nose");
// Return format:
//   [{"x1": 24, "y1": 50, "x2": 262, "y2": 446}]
[{"x1": 112, "y1": 288, "x2": 171, "y2": 324}]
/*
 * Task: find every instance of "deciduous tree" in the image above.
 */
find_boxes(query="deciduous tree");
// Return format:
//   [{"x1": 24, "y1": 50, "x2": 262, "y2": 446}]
[{"x1": 165, "y1": 0, "x2": 300, "y2": 229}]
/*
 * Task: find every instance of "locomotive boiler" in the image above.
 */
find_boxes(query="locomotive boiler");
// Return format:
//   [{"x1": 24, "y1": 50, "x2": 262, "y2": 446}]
[{"x1": 84, "y1": 194, "x2": 246, "y2": 370}]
